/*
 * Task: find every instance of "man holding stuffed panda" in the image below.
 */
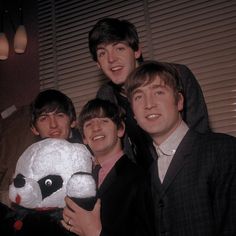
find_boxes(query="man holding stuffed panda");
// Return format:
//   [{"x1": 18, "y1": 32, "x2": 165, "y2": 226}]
[{"x1": 61, "y1": 98, "x2": 154, "y2": 236}]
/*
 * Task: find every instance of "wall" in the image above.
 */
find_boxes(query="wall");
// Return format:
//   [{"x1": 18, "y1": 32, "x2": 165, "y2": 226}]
[
  {"x1": 0, "y1": 1, "x2": 39, "y2": 204},
  {"x1": 0, "y1": 0, "x2": 39, "y2": 113}
]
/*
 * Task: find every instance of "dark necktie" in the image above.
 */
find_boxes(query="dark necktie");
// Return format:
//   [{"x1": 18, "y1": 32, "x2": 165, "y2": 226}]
[{"x1": 92, "y1": 164, "x2": 101, "y2": 187}]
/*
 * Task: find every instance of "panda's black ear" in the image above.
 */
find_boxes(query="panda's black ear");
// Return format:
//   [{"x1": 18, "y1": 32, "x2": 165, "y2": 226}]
[
  {"x1": 13, "y1": 174, "x2": 26, "y2": 188},
  {"x1": 38, "y1": 175, "x2": 63, "y2": 199}
]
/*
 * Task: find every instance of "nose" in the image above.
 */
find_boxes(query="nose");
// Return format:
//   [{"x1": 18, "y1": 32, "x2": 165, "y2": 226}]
[
  {"x1": 144, "y1": 93, "x2": 156, "y2": 109},
  {"x1": 13, "y1": 174, "x2": 25, "y2": 188},
  {"x1": 49, "y1": 115, "x2": 57, "y2": 128},
  {"x1": 107, "y1": 50, "x2": 116, "y2": 63},
  {"x1": 92, "y1": 120, "x2": 101, "y2": 131}
]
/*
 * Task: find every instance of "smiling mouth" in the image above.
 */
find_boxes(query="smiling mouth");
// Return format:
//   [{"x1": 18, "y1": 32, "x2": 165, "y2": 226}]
[
  {"x1": 111, "y1": 66, "x2": 123, "y2": 72},
  {"x1": 50, "y1": 132, "x2": 60, "y2": 136},
  {"x1": 146, "y1": 114, "x2": 160, "y2": 120},
  {"x1": 49, "y1": 132, "x2": 61, "y2": 137},
  {"x1": 92, "y1": 135, "x2": 105, "y2": 141}
]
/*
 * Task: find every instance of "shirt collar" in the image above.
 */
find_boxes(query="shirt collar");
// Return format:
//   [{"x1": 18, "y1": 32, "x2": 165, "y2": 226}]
[{"x1": 153, "y1": 121, "x2": 189, "y2": 156}]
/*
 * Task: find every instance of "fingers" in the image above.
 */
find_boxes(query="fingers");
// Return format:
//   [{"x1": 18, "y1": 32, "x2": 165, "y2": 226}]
[
  {"x1": 95, "y1": 198, "x2": 101, "y2": 209},
  {"x1": 61, "y1": 217, "x2": 82, "y2": 235},
  {"x1": 65, "y1": 196, "x2": 78, "y2": 210},
  {"x1": 93, "y1": 199, "x2": 101, "y2": 216},
  {"x1": 65, "y1": 197, "x2": 86, "y2": 215},
  {"x1": 62, "y1": 207, "x2": 75, "y2": 230},
  {"x1": 61, "y1": 219, "x2": 73, "y2": 233},
  {"x1": 67, "y1": 217, "x2": 72, "y2": 226}
]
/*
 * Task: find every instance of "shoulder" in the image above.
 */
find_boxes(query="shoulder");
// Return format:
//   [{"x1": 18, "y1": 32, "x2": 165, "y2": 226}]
[
  {"x1": 203, "y1": 131, "x2": 236, "y2": 144},
  {"x1": 96, "y1": 82, "x2": 118, "y2": 103},
  {"x1": 189, "y1": 130, "x2": 236, "y2": 144},
  {"x1": 162, "y1": 62, "x2": 199, "y2": 87},
  {"x1": 96, "y1": 82, "x2": 114, "y2": 96},
  {"x1": 189, "y1": 131, "x2": 236, "y2": 160},
  {"x1": 171, "y1": 63, "x2": 191, "y2": 74},
  {"x1": 68, "y1": 128, "x2": 83, "y2": 143},
  {"x1": 97, "y1": 81, "x2": 114, "y2": 93},
  {"x1": 204, "y1": 132, "x2": 236, "y2": 174}
]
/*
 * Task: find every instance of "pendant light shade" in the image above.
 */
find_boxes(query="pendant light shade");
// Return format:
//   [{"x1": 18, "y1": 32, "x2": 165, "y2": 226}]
[
  {"x1": 0, "y1": 5, "x2": 28, "y2": 60},
  {"x1": 0, "y1": 32, "x2": 9, "y2": 60},
  {"x1": 14, "y1": 24, "x2": 27, "y2": 53}
]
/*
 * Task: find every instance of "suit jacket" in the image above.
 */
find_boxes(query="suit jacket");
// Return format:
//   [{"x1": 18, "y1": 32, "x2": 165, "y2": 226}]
[
  {"x1": 98, "y1": 155, "x2": 154, "y2": 236},
  {"x1": 96, "y1": 63, "x2": 210, "y2": 168},
  {"x1": 149, "y1": 130, "x2": 236, "y2": 236}
]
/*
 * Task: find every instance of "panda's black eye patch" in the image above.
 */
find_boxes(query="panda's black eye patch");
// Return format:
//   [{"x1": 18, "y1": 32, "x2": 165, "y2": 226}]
[{"x1": 38, "y1": 175, "x2": 63, "y2": 200}]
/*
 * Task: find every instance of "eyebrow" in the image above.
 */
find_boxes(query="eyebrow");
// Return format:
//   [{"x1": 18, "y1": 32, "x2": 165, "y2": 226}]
[
  {"x1": 96, "y1": 41, "x2": 128, "y2": 50},
  {"x1": 151, "y1": 83, "x2": 166, "y2": 89},
  {"x1": 134, "y1": 83, "x2": 164, "y2": 91},
  {"x1": 96, "y1": 46, "x2": 105, "y2": 50},
  {"x1": 38, "y1": 111, "x2": 65, "y2": 116}
]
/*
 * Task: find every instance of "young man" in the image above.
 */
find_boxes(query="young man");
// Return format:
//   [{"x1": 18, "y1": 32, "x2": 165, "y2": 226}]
[
  {"x1": 88, "y1": 17, "x2": 210, "y2": 167},
  {"x1": 125, "y1": 60, "x2": 236, "y2": 235},
  {"x1": 30, "y1": 89, "x2": 82, "y2": 143},
  {"x1": 0, "y1": 90, "x2": 83, "y2": 234},
  {"x1": 61, "y1": 98, "x2": 153, "y2": 236}
]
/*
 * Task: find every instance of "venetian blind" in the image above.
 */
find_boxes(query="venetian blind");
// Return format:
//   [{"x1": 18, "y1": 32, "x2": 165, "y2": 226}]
[{"x1": 37, "y1": 0, "x2": 236, "y2": 136}]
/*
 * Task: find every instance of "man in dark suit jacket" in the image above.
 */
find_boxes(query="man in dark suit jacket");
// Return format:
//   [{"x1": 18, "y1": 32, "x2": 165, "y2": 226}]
[
  {"x1": 125, "y1": 60, "x2": 236, "y2": 236},
  {"x1": 88, "y1": 18, "x2": 210, "y2": 168},
  {"x1": 61, "y1": 98, "x2": 153, "y2": 236}
]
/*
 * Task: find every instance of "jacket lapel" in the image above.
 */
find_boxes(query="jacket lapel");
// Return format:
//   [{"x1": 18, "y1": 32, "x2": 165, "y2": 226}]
[
  {"x1": 98, "y1": 167, "x2": 117, "y2": 196},
  {"x1": 97, "y1": 154, "x2": 129, "y2": 197},
  {"x1": 160, "y1": 130, "x2": 197, "y2": 197}
]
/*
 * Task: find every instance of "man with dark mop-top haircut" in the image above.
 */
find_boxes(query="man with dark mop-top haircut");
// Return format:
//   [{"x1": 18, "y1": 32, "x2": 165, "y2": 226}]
[
  {"x1": 88, "y1": 17, "x2": 210, "y2": 168},
  {"x1": 125, "y1": 60, "x2": 236, "y2": 235}
]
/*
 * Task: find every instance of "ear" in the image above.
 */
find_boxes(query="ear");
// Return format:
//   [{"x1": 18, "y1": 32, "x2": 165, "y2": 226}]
[
  {"x1": 70, "y1": 120, "x2": 77, "y2": 128},
  {"x1": 134, "y1": 46, "x2": 142, "y2": 60},
  {"x1": 96, "y1": 62, "x2": 101, "y2": 69},
  {"x1": 117, "y1": 122, "x2": 125, "y2": 138},
  {"x1": 177, "y1": 93, "x2": 184, "y2": 112},
  {"x1": 83, "y1": 137, "x2": 88, "y2": 145},
  {"x1": 31, "y1": 126, "x2": 40, "y2": 136}
]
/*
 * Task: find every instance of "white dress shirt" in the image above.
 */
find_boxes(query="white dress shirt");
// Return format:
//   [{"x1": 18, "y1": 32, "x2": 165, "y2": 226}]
[{"x1": 153, "y1": 121, "x2": 189, "y2": 183}]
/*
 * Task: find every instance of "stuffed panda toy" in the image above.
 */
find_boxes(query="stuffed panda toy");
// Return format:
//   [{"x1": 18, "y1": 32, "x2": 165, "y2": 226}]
[{"x1": 0, "y1": 138, "x2": 96, "y2": 236}]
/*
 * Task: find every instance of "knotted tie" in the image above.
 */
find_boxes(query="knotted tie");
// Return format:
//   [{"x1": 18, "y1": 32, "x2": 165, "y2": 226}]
[{"x1": 92, "y1": 164, "x2": 101, "y2": 188}]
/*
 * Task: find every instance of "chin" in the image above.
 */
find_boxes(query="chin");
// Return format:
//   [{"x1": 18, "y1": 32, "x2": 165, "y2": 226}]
[
  {"x1": 111, "y1": 77, "x2": 126, "y2": 85},
  {"x1": 142, "y1": 125, "x2": 158, "y2": 135}
]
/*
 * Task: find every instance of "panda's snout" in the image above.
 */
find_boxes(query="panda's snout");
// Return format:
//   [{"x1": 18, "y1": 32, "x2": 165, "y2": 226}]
[{"x1": 13, "y1": 174, "x2": 26, "y2": 188}]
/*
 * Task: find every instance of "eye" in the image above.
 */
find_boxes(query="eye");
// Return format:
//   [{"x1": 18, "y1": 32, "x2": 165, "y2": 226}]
[
  {"x1": 38, "y1": 175, "x2": 63, "y2": 200},
  {"x1": 154, "y1": 90, "x2": 164, "y2": 95},
  {"x1": 45, "y1": 179, "x2": 52, "y2": 187},
  {"x1": 84, "y1": 121, "x2": 92, "y2": 128},
  {"x1": 133, "y1": 94, "x2": 143, "y2": 101},
  {"x1": 37, "y1": 115, "x2": 47, "y2": 122},
  {"x1": 97, "y1": 50, "x2": 105, "y2": 58},
  {"x1": 115, "y1": 42, "x2": 127, "y2": 52},
  {"x1": 116, "y1": 46, "x2": 125, "y2": 52},
  {"x1": 56, "y1": 113, "x2": 66, "y2": 118},
  {"x1": 102, "y1": 118, "x2": 109, "y2": 123}
]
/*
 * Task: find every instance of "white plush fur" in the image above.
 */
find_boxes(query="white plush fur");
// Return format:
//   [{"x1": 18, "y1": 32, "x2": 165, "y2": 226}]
[{"x1": 9, "y1": 138, "x2": 96, "y2": 209}]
